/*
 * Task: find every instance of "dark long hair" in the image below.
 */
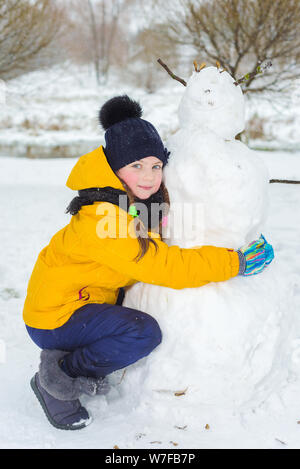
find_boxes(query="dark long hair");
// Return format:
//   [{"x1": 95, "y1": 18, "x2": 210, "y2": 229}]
[{"x1": 121, "y1": 179, "x2": 170, "y2": 262}]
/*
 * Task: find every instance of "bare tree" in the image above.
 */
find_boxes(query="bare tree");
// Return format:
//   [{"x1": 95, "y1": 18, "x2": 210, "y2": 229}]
[
  {"x1": 0, "y1": 0, "x2": 65, "y2": 80},
  {"x1": 59, "y1": 0, "x2": 134, "y2": 85},
  {"x1": 126, "y1": 27, "x2": 180, "y2": 92},
  {"x1": 148, "y1": 0, "x2": 300, "y2": 95}
]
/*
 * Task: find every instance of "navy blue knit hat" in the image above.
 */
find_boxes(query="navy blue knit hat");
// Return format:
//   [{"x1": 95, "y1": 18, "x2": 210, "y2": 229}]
[{"x1": 98, "y1": 95, "x2": 170, "y2": 172}]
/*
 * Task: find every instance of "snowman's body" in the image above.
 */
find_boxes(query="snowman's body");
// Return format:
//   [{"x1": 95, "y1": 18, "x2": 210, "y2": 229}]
[{"x1": 122, "y1": 68, "x2": 290, "y2": 409}]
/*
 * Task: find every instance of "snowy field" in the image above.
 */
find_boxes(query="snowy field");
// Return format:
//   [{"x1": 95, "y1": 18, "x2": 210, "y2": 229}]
[
  {"x1": 1, "y1": 64, "x2": 300, "y2": 158},
  {"x1": 0, "y1": 151, "x2": 300, "y2": 449}
]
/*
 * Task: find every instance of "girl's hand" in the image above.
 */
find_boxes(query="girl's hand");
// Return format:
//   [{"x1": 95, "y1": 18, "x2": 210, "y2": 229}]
[
  {"x1": 237, "y1": 234, "x2": 274, "y2": 276},
  {"x1": 261, "y1": 234, "x2": 275, "y2": 266}
]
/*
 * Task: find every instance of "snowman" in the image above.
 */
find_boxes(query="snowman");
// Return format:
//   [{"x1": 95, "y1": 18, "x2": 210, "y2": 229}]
[{"x1": 121, "y1": 64, "x2": 292, "y2": 411}]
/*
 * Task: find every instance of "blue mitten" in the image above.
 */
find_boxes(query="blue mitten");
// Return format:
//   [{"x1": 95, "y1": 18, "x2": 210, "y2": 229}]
[
  {"x1": 237, "y1": 234, "x2": 274, "y2": 276},
  {"x1": 261, "y1": 234, "x2": 274, "y2": 265}
]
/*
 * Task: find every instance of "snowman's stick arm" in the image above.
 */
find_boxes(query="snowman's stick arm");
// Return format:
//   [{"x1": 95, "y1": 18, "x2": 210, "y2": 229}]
[
  {"x1": 269, "y1": 179, "x2": 300, "y2": 184},
  {"x1": 157, "y1": 58, "x2": 187, "y2": 87},
  {"x1": 234, "y1": 61, "x2": 272, "y2": 86}
]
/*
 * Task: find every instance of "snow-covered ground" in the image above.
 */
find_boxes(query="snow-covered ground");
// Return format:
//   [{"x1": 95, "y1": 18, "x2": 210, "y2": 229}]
[{"x1": 0, "y1": 151, "x2": 300, "y2": 449}]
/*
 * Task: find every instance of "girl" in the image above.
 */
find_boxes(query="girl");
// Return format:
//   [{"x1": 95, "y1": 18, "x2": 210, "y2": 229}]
[{"x1": 23, "y1": 95, "x2": 274, "y2": 430}]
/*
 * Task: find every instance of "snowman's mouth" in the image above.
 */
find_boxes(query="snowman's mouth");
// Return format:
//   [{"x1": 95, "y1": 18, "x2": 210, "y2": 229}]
[{"x1": 198, "y1": 102, "x2": 225, "y2": 111}]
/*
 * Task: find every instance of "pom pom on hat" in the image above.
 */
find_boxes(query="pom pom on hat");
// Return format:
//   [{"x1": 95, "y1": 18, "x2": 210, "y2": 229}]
[{"x1": 98, "y1": 95, "x2": 142, "y2": 131}]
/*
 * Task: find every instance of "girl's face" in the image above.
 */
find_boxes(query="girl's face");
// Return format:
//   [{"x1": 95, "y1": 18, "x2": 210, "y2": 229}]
[{"x1": 116, "y1": 156, "x2": 163, "y2": 199}]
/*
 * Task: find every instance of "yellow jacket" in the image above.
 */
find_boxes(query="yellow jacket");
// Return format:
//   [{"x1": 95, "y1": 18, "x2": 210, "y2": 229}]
[{"x1": 23, "y1": 146, "x2": 240, "y2": 329}]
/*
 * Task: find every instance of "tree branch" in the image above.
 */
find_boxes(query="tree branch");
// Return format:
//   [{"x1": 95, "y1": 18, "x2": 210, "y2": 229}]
[
  {"x1": 157, "y1": 58, "x2": 187, "y2": 86},
  {"x1": 269, "y1": 179, "x2": 300, "y2": 184}
]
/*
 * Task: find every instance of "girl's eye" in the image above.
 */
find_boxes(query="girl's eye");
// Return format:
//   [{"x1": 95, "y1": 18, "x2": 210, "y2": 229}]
[{"x1": 131, "y1": 164, "x2": 162, "y2": 170}]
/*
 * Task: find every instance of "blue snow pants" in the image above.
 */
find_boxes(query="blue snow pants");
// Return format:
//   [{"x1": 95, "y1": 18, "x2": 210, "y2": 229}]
[{"x1": 26, "y1": 289, "x2": 162, "y2": 379}]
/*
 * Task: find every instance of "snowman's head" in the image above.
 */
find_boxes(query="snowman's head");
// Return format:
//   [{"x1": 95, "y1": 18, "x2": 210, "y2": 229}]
[{"x1": 178, "y1": 66, "x2": 245, "y2": 140}]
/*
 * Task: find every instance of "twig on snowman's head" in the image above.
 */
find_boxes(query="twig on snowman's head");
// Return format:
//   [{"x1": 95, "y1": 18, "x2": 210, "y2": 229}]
[
  {"x1": 215, "y1": 60, "x2": 229, "y2": 74},
  {"x1": 233, "y1": 61, "x2": 272, "y2": 86},
  {"x1": 216, "y1": 61, "x2": 228, "y2": 74},
  {"x1": 193, "y1": 60, "x2": 206, "y2": 72},
  {"x1": 157, "y1": 58, "x2": 187, "y2": 86}
]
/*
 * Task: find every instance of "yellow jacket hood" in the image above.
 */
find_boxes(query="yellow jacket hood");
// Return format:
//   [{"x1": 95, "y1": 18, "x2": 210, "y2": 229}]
[{"x1": 66, "y1": 145, "x2": 125, "y2": 191}]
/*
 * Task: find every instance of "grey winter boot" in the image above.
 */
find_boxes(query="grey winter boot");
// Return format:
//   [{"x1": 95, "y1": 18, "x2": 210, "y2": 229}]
[
  {"x1": 30, "y1": 349, "x2": 97, "y2": 430},
  {"x1": 38, "y1": 349, "x2": 99, "y2": 400},
  {"x1": 30, "y1": 373, "x2": 91, "y2": 430},
  {"x1": 95, "y1": 376, "x2": 111, "y2": 395}
]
